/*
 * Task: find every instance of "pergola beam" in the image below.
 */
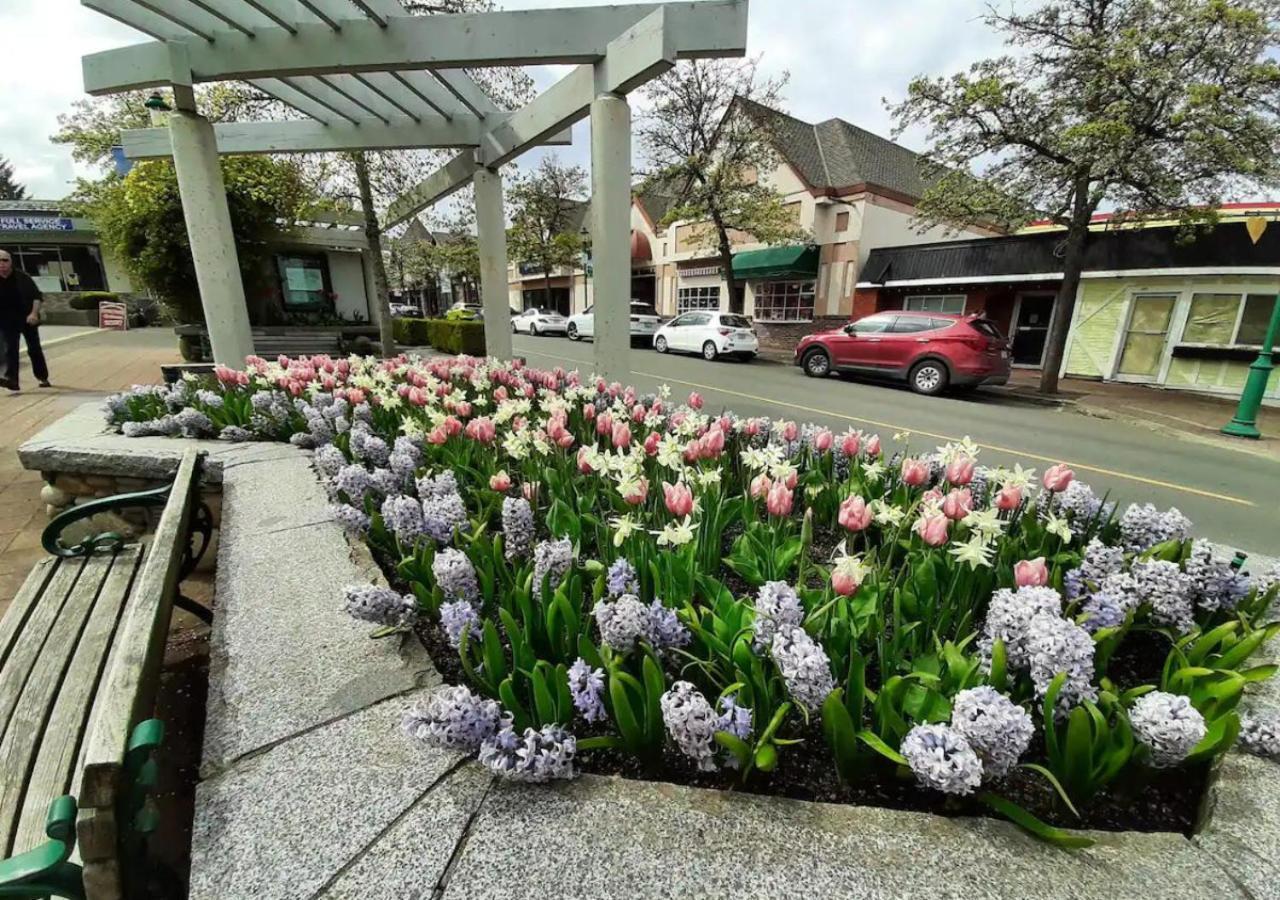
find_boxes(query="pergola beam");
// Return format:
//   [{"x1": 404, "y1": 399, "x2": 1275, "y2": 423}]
[
  {"x1": 120, "y1": 116, "x2": 533, "y2": 159},
  {"x1": 81, "y1": 1, "x2": 748, "y2": 95},
  {"x1": 385, "y1": 6, "x2": 685, "y2": 227}
]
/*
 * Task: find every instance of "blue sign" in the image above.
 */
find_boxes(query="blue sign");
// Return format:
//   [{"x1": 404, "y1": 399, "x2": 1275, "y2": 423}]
[
  {"x1": 0, "y1": 216, "x2": 75, "y2": 232},
  {"x1": 110, "y1": 145, "x2": 134, "y2": 176}
]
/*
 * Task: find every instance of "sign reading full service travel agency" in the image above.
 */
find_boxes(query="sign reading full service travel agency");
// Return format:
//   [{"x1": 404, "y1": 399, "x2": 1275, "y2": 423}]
[{"x1": 0, "y1": 216, "x2": 74, "y2": 232}]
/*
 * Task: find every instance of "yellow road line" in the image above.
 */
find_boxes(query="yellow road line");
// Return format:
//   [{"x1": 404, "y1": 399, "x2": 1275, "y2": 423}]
[{"x1": 520, "y1": 347, "x2": 1256, "y2": 508}]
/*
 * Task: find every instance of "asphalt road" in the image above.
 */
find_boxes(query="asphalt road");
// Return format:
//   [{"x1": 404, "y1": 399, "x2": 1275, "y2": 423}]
[{"x1": 511, "y1": 333, "x2": 1280, "y2": 559}]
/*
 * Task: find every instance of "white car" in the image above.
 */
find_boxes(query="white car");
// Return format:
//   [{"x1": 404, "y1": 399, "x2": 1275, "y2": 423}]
[
  {"x1": 512, "y1": 307, "x2": 568, "y2": 336},
  {"x1": 566, "y1": 301, "x2": 663, "y2": 343},
  {"x1": 653, "y1": 311, "x2": 759, "y2": 361}
]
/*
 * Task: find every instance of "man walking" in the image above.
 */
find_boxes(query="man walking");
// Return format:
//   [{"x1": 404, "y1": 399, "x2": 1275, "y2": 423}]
[{"x1": 0, "y1": 249, "x2": 50, "y2": 391}]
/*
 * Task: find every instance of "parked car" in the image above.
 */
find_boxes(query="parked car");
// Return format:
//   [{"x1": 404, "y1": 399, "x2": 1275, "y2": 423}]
[
  {"x1": 512, "y1": 307, "x2": 569, "y2": 336},
  {"x1": 653, "y1": 311, "x2": 759, "y2": 361},
  {"x1": 794, "y1": 312, "x2": 1011, "y2": 395},
  {"x1": 446, "y1": 303, "x2": 483, "y2": 320},
  {"x1": 567, "y1": 301, "x2": 664, "y2": 343},
  {"x1": 389, "y1": 303, "x2": 419, "y2": 318}
]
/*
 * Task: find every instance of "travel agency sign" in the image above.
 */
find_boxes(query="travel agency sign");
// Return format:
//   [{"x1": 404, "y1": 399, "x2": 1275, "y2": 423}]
[{"x1": 0, "y1": 216, "x2": 75, "y2": 232}]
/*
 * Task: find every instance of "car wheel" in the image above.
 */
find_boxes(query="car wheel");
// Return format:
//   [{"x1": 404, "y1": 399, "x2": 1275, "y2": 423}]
[
  {"x1": 655, "y1": 336, "x2": 669, "y2": 353},
  {"x1": 909, "y1": 359, "x2": 949, "y2": 396},
  {"x1": 567, "y1": 324, "x2": 579, "y2": 341},
  {"x1": 802, "y1": 348, "x2": 831, "y2": 378},
  {"x1": 530, "y1": 322, "x2": 539, "y2": 336},
  {"x1": 511, "y1": 321, "x2": 519, "y2": 333},
  {"x1": 702, "y1": 341, "x2": 719, "y2": 361}
]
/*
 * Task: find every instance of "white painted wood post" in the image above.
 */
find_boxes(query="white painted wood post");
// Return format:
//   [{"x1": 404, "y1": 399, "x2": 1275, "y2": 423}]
[
  {"x1": 168, "y1": 110, "x2": 255, "y2": 366},
  {"x1": 474, "y1": 165, "x2": 513, "y2": 360},
  {"x1": 590, "y1": 92, "x2": 631, "y2": 383}
]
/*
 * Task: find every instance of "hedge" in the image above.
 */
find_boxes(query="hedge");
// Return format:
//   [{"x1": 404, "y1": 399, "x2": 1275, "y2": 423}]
[
  {"x1": 69, "y1": 291, "x2": 120, "y2": 311},
  {"x1": 394, "y1": 317, "x2": 486, "y2": 356}
]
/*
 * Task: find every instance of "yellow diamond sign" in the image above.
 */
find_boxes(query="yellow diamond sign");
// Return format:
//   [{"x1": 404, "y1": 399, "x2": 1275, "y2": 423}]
[{"x1": 1245, "y1": 217, "x2": 1268, "y2": 244}]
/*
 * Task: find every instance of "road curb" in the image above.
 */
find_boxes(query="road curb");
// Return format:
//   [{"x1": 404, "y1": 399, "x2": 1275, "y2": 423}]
[{"x1": 18, "y1": 328, "x2": 100, "y2": 357}]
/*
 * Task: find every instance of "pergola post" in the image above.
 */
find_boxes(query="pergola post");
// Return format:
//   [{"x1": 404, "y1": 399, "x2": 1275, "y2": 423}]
[
  {"x1": 590, "y1": 91, "x2": 632, "y2": 383},
  {"x1": 473, "y1": 165, "x2": 513, "y2": 360},
  {"x1": 167, "y1": 109, "x2": 254, "y2": 366}
]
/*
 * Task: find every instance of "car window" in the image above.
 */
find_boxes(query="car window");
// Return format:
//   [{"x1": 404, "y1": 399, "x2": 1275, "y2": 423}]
[
  {"x1": 631, "y1": 304, "x2": 659, "y2": 317},
  {"x1": 583, "y1": 306, "x2": 593, "y2": 315},
  {"x1": 888, "y1": 316, "x2": 940, "y2": 334},
  {"x1": 686, "y1": 313, "x2": 711, "y2": 327},
  {"x1": 720, "y1": 314, "x2": 751, "y2": 329},
  {"x1": 667, "y1": 314, "x2": 690, "y2": 327},
  {"x1": 850, "y1": 316, "x2": 894, "y2": 335},
  {"x1": 970, "y1": 319, "x2": 1004, "y2": 340}
]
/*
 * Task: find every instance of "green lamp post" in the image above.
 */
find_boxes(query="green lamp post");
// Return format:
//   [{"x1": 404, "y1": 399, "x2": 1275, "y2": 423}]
[{"x1": 1221, "y1": 292, "x2": 1280, "y2": 439}]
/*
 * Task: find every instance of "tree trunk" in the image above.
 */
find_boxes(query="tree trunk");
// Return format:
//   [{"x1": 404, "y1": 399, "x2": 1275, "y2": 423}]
[
  {"x1": 353, "y1": 152, "x2": 395, "y2": 356},
  {"x1": 1038, "y1": 182, "x2": 1096, "y2": 394},
  {"x1": 543, "y1": 264, "x2": 553, "y2": 313},
  {"x1": 709, "y1": 211, "x2": 741, "y2": 314}
]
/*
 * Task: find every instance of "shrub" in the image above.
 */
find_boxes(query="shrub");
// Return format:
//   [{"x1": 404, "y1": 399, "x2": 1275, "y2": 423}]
[
  {"x1": 394, "y1": 317, "x2": 432, "y2": 347},
  {"x1": 69, "y1": 291, "x2": 119, "y2": 310},
  {"x1": 427, "y1": 319, "x2": 485, "y2": 355}
]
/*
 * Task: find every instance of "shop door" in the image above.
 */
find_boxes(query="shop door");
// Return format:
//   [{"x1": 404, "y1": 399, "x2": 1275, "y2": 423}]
[
  {"x1": 1116, "y1": 294, "x2": 1177, "y2": 381},
  {"x1": 1011, "y1": 294, "x2": 1055, "y2": 366}
]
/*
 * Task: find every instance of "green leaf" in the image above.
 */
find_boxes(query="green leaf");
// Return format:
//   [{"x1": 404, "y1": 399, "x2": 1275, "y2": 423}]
[
  {"x1": 822, "y1": 690, "x2": 863, "y2": 784},
  {"x1": 988, "y1": 640, "x2": 1008, "y2": 693},
  {"x1": 1021, "y1": 763, "x2": 1081, "y2": 819},
  {"x1": 979, "y1": 793, "x2": 1094, "y2": 849},
  {"x1": 531, "y1": 665, "x2": 557, "y2": 726},
  {"x1": 608, "y1": 670, "x2": 645, "y2": 755},
  {"x1": 498, "y1": 678, "x2": 530, "y2": 732},
  {"x1": 754, "y1": 741, "x2": 778, "y2": 772},
  {"x1": 576, "y1": 735, "x2": 624, "y2": 752},
  {"x1": 714, "y1": 731, "x2": 753, "y2": 769},
  {"x1": 856, "y1": 729, "x2": 908, "y2": 766}
]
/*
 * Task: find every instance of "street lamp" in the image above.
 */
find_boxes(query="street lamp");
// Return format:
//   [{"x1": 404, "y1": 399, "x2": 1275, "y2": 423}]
[
  {"x1": 144, "y1": 92, "x2": 171, "y2": 126},
  {"x1": 1221, "y1": 216, "x2": 1279, "y2": 439}
]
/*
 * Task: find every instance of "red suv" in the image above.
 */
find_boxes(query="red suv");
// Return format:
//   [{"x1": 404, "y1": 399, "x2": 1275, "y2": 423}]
[{"x1": 794, "y1": 312, "x2": 1011, "y2": 395}]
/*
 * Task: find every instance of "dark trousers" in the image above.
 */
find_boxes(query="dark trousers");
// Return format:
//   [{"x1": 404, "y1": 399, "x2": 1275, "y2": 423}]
[{"x1": 1, "y1": 321, "x2": 48, "y2": 387}]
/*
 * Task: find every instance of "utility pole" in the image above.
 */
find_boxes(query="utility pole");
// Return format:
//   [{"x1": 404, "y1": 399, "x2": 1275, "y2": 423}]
[{"x1": 1221, "y1": 294, "x2": 1280, "y2": 439}]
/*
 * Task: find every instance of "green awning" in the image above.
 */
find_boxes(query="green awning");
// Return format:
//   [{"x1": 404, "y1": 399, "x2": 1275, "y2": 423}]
[{"x1": 731, "y1": 244, "x2": 820, "y2": 280}]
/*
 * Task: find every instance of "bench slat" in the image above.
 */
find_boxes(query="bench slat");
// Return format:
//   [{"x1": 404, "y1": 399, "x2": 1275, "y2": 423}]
[
  {"x1": 0, "y1": 554, "x2": 111, "y2": 855},
  {"x1": 0, "y1": 558, "x2": 58, "y2": 673},
  {"x1": 0, "y1": 558, "x2": 87, "y2": 747},
  {"x1": 12, "y1": 547, "x2": 142, "y2": 856},
  {"x1": 79, "y1": 449, "x2": 198, "y2": 813}
]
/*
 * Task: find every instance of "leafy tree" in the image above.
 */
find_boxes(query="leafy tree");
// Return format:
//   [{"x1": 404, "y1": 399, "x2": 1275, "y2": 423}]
[
  {"x1": 0, "y1": 156, "x2": 27, "y2": 200},
  {"x1": 69, "y1": 157, "x2": 315, "y2": 325},
  {"x1": 507, "y1": 156, "x2": 588, "y2": 310},
  {"x1": 637, "y1": 58, "x2": 808, "y2": 313},
  {"x1": 891, "y1": 0, "x2": 1280, "y2": 393}
]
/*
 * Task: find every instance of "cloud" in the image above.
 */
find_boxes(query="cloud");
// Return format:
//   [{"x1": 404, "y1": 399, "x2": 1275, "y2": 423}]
[{"x1": 5, "y1": 0, "x2": 1004, "y2": 200}]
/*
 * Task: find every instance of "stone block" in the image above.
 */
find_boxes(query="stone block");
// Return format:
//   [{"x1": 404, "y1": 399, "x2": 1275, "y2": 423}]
[
  {"x1": 190, "y1": 691, "x2": 474, "y2": 900},
  {"x1": 217, "y1": 453, "x2": 334, "y2": 538},
  {"x1": 1196, "y1": 752, "x2": 1280, "y2": 896},
  {"x1": 442, "y1": 775, "x2": 1244, "y2": 900}
]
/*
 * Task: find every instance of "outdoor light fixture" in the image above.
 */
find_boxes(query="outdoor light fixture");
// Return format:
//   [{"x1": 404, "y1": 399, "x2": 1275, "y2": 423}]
[
  {"x1": 143, "y1": 92, "x2": 171, "y2": 112},
  {"x1": 1221, "y1": 216, "x2": 1279, "y2": 440}
]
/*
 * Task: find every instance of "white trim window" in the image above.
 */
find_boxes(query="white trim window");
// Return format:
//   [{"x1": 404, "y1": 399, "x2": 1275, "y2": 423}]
[
  {"x1": 676, "y1": 285, "x2": 721, "y2": 314},
  {"x1": 753, "y1": 280, "x2": 815, "y2": 322},
  {"x1": 904, "y1": 294, "x2": 967, "y2": 314},
  {"x1": 1181, "y1": 291, "x2": 1276, "y2": 347}
]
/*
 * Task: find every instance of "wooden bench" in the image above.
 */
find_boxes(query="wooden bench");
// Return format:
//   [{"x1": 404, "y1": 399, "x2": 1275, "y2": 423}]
[{"x1": 0, "y1": 449, "x2": 210, "y2": 899}]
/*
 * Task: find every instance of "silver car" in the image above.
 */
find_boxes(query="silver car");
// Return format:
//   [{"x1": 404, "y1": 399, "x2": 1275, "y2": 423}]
[
  {"x1": 512, "y1": 307, "x2": 569, "y2": 336},
  {"x1": 567, "y1": 301, "x2": 663, "y2": 342}
]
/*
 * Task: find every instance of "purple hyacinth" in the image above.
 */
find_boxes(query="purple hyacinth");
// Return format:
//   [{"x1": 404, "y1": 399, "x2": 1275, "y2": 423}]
[
  {"x1": 593, "y1": 595, "x2": 652, "y2": 651},
  {"x1": 1120, "y1": 503, "x2": 1192, "y2": 553},
  {"x1": 334, "y1": 464, "x2": 376, "y2": 504},
  {"x1": 949, "y1": 686, "x2": 1033, "y2": 779},
  {"x1": 716, "y1": 694, "x2": 754, "y2": 742},
  {"x1": 606, "y1": 558, "x2": 639, "y2": 598},
  {"x1": 439, "y1": 599, "x2": 482, "y2": 649},
  {"x1": 646, "y1": 600, "x2": 691, "y2": 650},
  {"x1": 1238, "y1": 712, "x2": 1280, "y2": 759},
  {"x1": 900, "y1": 723, "x2": 983, "y2": 796},
  {"x1": 331, "y1": 502, "x2": 370, "y2": 534},
  {"x1": 752, "y1": 581, "x2": 805, "y2": 651},
  {"x1": 532, "y1": 538, "x2": 574, "y2": 594},
  {"x1": 478, "y1": 724, "x2": 577, "y2": 783},
  {"x1": 313, "y1": 444, "x2": 347, "y2": 477},
  {"x1": 423, "y1": 490, "x2": 468, "y2": 544},
  {"x1": 382, "y1": 494, "x2": 426, "y2": 544},
  {"x1": 1064, "y1": 538, "x2": 1126, "y2": 600},
  {"x1": 432, "y1": 547, "x2": 480, "y2": 604},
  {"x1": 660, "y1": 682, "x2": 719, "y2": 771},
  {"x1": 1131, "y1": 559, "x2": 1195, "y2": 633},
  {"x1": 1185, "y1": 539, "x2": 1251, "y2": 614},
  {"x1": 770, "y1": 626, "x2": 835, "y2": 711},
  {"x1": 349, "y1": 426, "x2": 390, "y2": 467},
  {"x1": 174, "y1": 407, "x2": 213, "y2": 438},
  {"x1": 980, "y1": 586, "x2": 1063, "y2": 671},
  {"x1": 218, "y1": 424, "x2": 255, "y2": 442},
  {"x1": 343, "y1": 584, "x2": 416, "y2": 627},
  {"x1": 402, "y1": 685, "x2": 506, "y2": 752},
  {"x1": 1026, "y1": 613, "x2": 1097, "y2": 712},
  {"x1": 1129, "y1": 691, "x2": 1206, "y2": 767},
  {"x1": 502, "y1": 496, "x2": 535, "y2": 560},
  {"x1": 567, "y1": 658, "x2": 607, "y2": 723}
]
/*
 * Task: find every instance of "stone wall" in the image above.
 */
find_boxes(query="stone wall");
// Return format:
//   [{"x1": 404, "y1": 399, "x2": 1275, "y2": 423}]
[
  {"x1": 40, "y1": 470, "x2": 223, "y2": 531},
  {"x1": 752, "y1": 316, "x2": 845, "y2": 355}
]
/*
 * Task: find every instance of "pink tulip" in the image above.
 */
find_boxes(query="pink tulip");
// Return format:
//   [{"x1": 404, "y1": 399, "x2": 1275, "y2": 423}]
[
  {"x1": 426, "y1": 424, "x2": 449, "y2": 445},
  {"x1": 1015, "y1": 557, "x2": 1049, "y2": 588},
  {"x1": 612, "y1": 422, "x2": 632, "y2": 449},
  {"x1": 583, "y1": 403, "x2": 596, "y2": 421},
  {"x1": 522, "y1": 482, "x2": 540, "y2": 504},
  {"x1": 577, "y1": 447, "x2": 595, "y2": 474},
  {"x1": 922, "y1": 488, "x2": 944, "y2": 506},
  {"x1": 688, "y1": 391, "x2": 704, "y2": 410},
  {"x1": 632, "y1": 404, "x2": 647, "y2": 423},
  {"x1": 831, "y1": 567, "x2": 862, "y2": 598},
  {"x1": 490, "y1": 471, "x2": 512, "y2": 492},
  {"x1": 942, "y1": 488, "x2": 973, "y2": 521},
  {"x1": 901, "y1": 458, "x2": 929, "y2": 487},
  {"x1": 946, "y1": 455, "x2": 975, "y2": 486},
  {"x1": 464, "y1": 417, "x2": 496, "y2": 444},
  {"x1": 643, "y1": 432, "x2": 661, "y2": 456},
  {"x1": 557, "y1": 433, "x2": 575, "y2": 449},
  {"x1": 994, "y1": 485, "x2": 1023, "y2": 511},
  {"x1": 718, "y1": 415, "x2": 734, "y2": 433},
  {"x1": 702, "y1": 426, "x2": 725, "y2": 458},
  {"x1": 745, "y1": 419, "x2": 761, "y2": 437},
  {"x1": 766, "y1": 481, "x2": 794, "y2": 517},
  {"x1": 494, "y1": 386, "x2": 508, "y2": 402},
  {"x1": 782, "y1": 421, "x2": 799, "y2": 442},
  {"x1": 813, "y1": 429, "x2": 834, "y2": 453},
  {"x1": 663, "y1": 481, "x2": 695, "y2": 518},
  {"x1": 783, "y1": 470, "x2": 799, "y2": 490},
  {"x1": 915, "y1": 514, "x2": 950, "y2": 547},
  {"x1": 622, "y1": 478, "x2": 649, "y2": 506},
  {"x1": 455, "y1": 401, "x2": 473, "y2": 418},
  {"x1": 444, "y1": 416, "x2": 463, "y2": 436},
  {"x1": 749, "y1": 474, "x2": 772, "y2": 499},
  {"x1": 865, "y1": 434, "x2": 881, "y2": 457},
  {"x1": 838, "y1": 495, "x2": 872, "y2": 532},
  {"x1": 597, "y1": 411, "x2": 613, "y2": 436},
  {"x1": 408, "y1": 387, "x2": 428, "y2": 407},
  {"x1": 623, "y1": 387, "x2": 637, "y2": 407},
  {"x1": 840, "y1": 431, "x2": 861, "y2": 458},
  {"x1": 1043, "y1": 464, "x2": 1075, "y2": 493},
  {"x1": 346, "y1": 388, "x2": 367, "y2": 406}
]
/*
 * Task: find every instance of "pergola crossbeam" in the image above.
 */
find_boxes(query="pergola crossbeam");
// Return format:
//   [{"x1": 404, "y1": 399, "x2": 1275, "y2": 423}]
[
  {"x1": 82, "y1": 1, "x2": 749, "y2": 94},
  {"x1": 314, "y1": 75, "x2": 393, "y2": 124}
]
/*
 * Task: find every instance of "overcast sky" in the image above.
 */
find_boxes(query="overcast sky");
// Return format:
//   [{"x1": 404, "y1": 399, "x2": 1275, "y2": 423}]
[{"x1": 0, "y1": 0, "x2": 1010, "y2": 200}]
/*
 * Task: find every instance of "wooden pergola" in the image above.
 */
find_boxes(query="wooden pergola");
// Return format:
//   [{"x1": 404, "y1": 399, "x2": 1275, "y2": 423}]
[{"x1": 81, "y1": 0, "x2": 749, "y2": 378}]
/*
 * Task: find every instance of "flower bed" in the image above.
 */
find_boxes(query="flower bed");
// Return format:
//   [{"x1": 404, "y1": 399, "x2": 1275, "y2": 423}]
[{"x1": 105, "y1": 353, "x2": 1280, "y2": 848}]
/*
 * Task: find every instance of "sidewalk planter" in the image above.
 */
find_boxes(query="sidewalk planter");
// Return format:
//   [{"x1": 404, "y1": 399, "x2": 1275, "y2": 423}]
[
  {"x1": 79, "y1": 354, "x2": 1280, "y2": 894},
  {"x1": 394, "y1": 317, "x2": 486, "y2": 355}
]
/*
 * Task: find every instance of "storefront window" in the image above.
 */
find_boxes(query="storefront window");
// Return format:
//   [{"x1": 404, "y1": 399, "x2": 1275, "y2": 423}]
[
  {"x1": 752, "y1": 281, "x2": 815, "y2": 322},
  {"x1": 4, "y1": 243, "x2": 106, "y2": 292},
  {"x1": 1182, "y1": 292, "x2": 1276, "y2": 346},
  {"x1": 677, "y1": 285, "x2": 721, "y2": 314},
  {"x1": 276, "y1": 253, "x2": 332, "y2": 310},
  {"x1": 904, "y1": 294, "x2": 966, "y2": 314}
]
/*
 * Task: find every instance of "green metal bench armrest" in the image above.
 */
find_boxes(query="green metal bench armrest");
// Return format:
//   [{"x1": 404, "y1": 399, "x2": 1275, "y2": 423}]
[
  {"x1": 41, "y1": 484, "x2": 174, "y2": 558},
  {"x1": 0, "y1": 798, "x2": 83, "y2": 899}
]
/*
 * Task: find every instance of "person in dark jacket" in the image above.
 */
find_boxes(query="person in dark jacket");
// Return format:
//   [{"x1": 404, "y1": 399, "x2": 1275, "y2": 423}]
[{"x1": 0, "y1": 249, "x2": 50, "y2": 391}]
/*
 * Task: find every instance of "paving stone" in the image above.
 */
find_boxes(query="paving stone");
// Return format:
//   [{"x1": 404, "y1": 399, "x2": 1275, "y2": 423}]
[
  {"x1": 218, "y1": 453, "x2": 334, "y2": 537},
  {"x1": 190, "y1": 691, "x2": 467, "y2": 900},
  {"x1": 1195, "y1": 752, "x2": 1280, "y2": 897},
  {"x1": 442, "y1": 775, "x2": 1243, "y2": 900},
  {"x1": 321, "y1": 763, "x2": 493, "y2": 900},
  {"x1": 202, "y1": 512, "x2": 436, "y2": 774}
]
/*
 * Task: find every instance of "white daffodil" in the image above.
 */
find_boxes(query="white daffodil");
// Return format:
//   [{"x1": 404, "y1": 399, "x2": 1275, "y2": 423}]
[
  {"x1": 1045, "y1": 512, "x2": 1074, "y2": 542},
  {"x1": 653, "y1": 516, "x2": 698, "y2": 547},
  {"x1": 740, "y1": 446, "x2": 768, "y2": 471},
  {"x1": 503, "y1": 431, "x2": 530, "y2": 461},
  {"x1": 948, "y1": 533, "x2": 995, "y2": 570},
  {"x1": 380, "y1": 394, "x2": 403, "y2": 411},
  {"x1": 869, "y1": 499, "x2": 905, "y2": 527},
  {"x1": 695, "y1": 469, "x2": 722, "y2": 489},
  {"x1": 399, "y1": 419, "x2": 425, "y2": 439},
  {"x1": 937, "y1": 437, "x2": 980, "y2": 463},
  {"x1": 833, "y1": 553, "x2": 871, "y2": 583},
  {"x1": 962, "y1": 507, "x2": 1005, "y2": 537},
  {"x1": 862, "y1": 460, "x2": 886, "y2": 482},
  {"x1": 656, "y1": 436, "x2": 685, "y2": 470},
  {"x1": 893, "y1": 430, "x2": 911, "y2": 444}
]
